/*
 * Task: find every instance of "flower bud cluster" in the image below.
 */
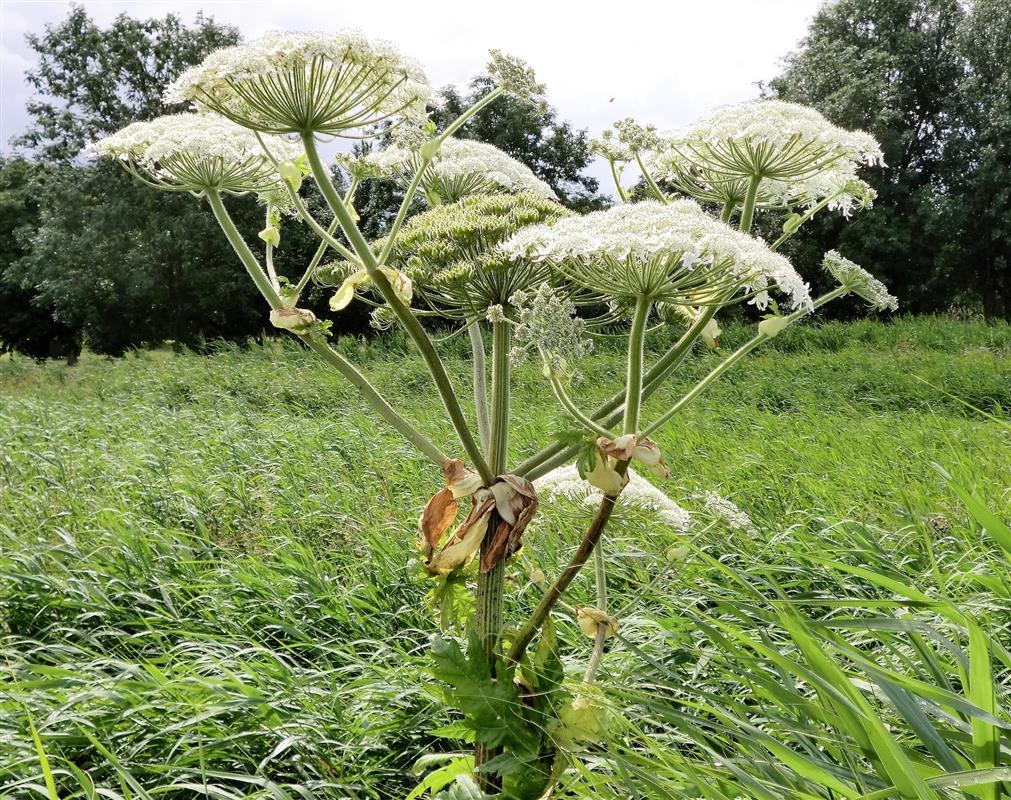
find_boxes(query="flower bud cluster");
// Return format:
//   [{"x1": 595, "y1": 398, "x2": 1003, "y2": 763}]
[{"x1": 510, "y1": 284, "x2": 592, "y2": 373}]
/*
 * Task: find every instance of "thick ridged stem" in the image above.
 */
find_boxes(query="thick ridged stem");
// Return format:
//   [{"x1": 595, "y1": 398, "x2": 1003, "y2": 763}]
[
  {"x1": 623, "y1": 295, "x2": 652, "y2": 435},
  {"x1": 474, "y1": 318, "x2": 511, "y2": 790},
  {"x1": 468, "y1": 323, "x2": 491, "y2": 454},
  {"x1": 739, "y1": 174, "x2": 762, "y2": 233},
  {"x1": 301, "y1": 134, "x2": 493, "y2": 483}
]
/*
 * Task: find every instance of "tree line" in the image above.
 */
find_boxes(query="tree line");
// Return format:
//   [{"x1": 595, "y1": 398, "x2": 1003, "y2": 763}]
[{"x1": 1, "y1": 0, "x2": 1008, "y2": 360}]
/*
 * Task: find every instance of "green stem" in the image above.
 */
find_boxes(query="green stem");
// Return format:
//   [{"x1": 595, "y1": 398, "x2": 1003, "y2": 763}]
[
  {"x1": 720, "y1": 201, "x2": 735, "y2": 224},
  {"x1": 377, "y1": 157, "x2": 430, "y2": 266},
  {"x1": 739, "y1": 174, "x2": 762, "y2": 233},
  {"x1": 506, "y1": 460, "x2": 629, "y2": 666},
  {"x1": 609, "y1": 160, "x2": 629, "y2": 203},
  {"x1": 474, "y1": 316, "x2": 511, "y2": 790},
  {"x1": 635, "y1": 152, "x2": 668, "y2": 205},
  {"x1": 438, "y1": 86, "x2": 505, "y2": 143},
  {"x1": 206, "y1": 192, "x2": 282, "y2": 309},
  {"x1": 639, "y1": 287, "x2": 847, "y2": 438},
  {"x1": 548, "y1": 372, "x2": 612, "y2": 438},
  {"x1": 514, "y1": 308, "x2": 716, "y2": 479},
  {"x1": 206, "y1": 191, "x2": 447, "y2": 467},
  {"x1": 302, "y1": 134, "x2": 493, "y2": 483},
  {"x1": 468, "y1": 322, "x2": 491, "y2": 455},
  {"x1": 623, "y1": 295, "x2": 652, "y2": 434},
  {"x1": 263, "y1": 205, "x2": 280, "y2": 292}
]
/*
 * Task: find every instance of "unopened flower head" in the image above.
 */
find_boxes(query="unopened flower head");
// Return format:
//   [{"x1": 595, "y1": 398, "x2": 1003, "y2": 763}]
[
  {"x1": 510, "y1": 283, "x2": 593, "y2": 374},
  {"x1": 613, "y1": 118, "x2": 660, "y2": 154},
  {"x1": 589, "y1": 129, "x2": 632, "y2": 163},
  {"x1": 502, "y1": 200, "x2": 811, "y2": 310},
  {"x1": 92, "y1": 113, "x2": 301, "y2": 194},
  {"x1": 671, "y1": 100, "x2": 883, "y2": 180},
  {"x1": 317, "y1": 192, "x2": 567, "y2": 315},
  {"x1": 334, "y1": 152, "x2": 386, "y2": 182},
  {"x1": 365, "y1": 137, "x2": 556, "y2": 204},
  {"x1": 487, "y1": 49, "x2": 546, "y2": 101},
  {"x1": 823, "y1": 250, "x2": 898, "y2": 311},
  {"x1": 536, "y1": 464, "x2": 691, "y2": 532},
  {"x1": 166, "y1": 31, "x2": 432, "y2": 136}
]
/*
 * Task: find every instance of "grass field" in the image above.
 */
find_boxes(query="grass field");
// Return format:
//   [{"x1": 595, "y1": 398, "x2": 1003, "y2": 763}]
[{"x1": 2, "y1": 316, "x2": 1011, "y2": 799}]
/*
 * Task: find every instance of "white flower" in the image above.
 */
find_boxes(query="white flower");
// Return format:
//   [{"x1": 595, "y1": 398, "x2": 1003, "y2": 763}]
[
  {"x1": 673, "y1": 100, "x2": 883, "y2": 179},
  {"x1": 365, "y1": 138, "x2": 557, "y2": 202},
  {"x1": 700, "y1": 491, "x2": 754, "y2": 532},
  {"x1": 535, "y1": 464, "x2": 691, "y2": 532},
  {"x1": 823, "y1": 250, "x2": 898, "y2": 311},
  {"x1": 165, "y1": 31, "x2": 432, "y2": 136},
  {"x1": 650, "y1": 151, "x2": 877, "y2": 217},
  {"x1": 91, "y1": 113, "x2": 300, "y2": 193},
  {"x1": 502, "y1": 200, "x2": 811, "y2": 310}
]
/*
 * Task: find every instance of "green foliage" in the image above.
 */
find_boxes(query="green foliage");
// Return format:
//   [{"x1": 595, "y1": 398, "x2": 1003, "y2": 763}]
[
  {"x1": 2, "y1": 320, "x2": 1009, "y2": 797},
  {"x1": 0, "y1": 157, "x2": 82, "y2": 361},
  {"x1": 17, "y1": 7, "x2": 239, "y2": 161},
  {"x1": 767, "y1": 0, "x2": 1011, "y2": 320}
]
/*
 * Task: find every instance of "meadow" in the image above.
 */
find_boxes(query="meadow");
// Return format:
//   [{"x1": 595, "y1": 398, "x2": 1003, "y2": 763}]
[{"x1": 2, "y1": 316, "x2": 1011, "y2": 799}]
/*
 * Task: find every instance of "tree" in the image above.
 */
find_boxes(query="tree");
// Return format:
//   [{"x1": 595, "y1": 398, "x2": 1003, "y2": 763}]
[
  {"x1": 17, "y1": 7, "x2": 239, "y2": 162},
  {"x1": 938, "y1": 0, "x2": 1011, "y2": 320},
  {"x1": 430, "y1": 77, "x2": 607, "y2": 211},
  {"x1": 766, "y1": 0, "x2": 968, "y2": 314},
  {"x1": 0, "y1": 158, "x2": 82, "y2": 362},
  {"x1": 6, "y1": 8, "x2": 304, "y2": 355}
]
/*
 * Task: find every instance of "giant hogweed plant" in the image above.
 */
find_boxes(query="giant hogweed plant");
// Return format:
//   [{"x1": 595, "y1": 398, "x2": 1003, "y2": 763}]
[{"x1": 92, "y1": 31, "x2": 897, "y2": 798}]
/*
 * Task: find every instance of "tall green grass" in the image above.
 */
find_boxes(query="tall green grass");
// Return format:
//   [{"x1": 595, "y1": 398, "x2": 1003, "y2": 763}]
[{"x1": 2, "y1": 316, "x2": 1010, "y2": 798}]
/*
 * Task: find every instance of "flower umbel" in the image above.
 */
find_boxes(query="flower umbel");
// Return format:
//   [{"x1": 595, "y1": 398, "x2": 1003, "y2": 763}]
[
  {"x1": 502, "y1": 200, "x2": 812, "y2": 309},
  {"x1": 365, "y1": 137, "x2": 557, "y2": 204},
  {"x1": 487, "y1": 49, "x2": 546, "y2": 101},
  {"x1": 824, "y1": 250, "x2": 898, "y2": 311},
  {"x1": 91, "y1": 113, "x2": 301, "y2": 194},
  {"x1": 510, "y1": 283, "x2": 593, "y2": 374},
  {"x1": 166, "y1": 31, "x2": 432, "y2": 136}
]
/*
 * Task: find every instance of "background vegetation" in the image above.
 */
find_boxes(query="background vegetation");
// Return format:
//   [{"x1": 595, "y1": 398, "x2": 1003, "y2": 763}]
[
  {"x1": 3, "y1": 317, "x2": 1011, "y2": 797},
  {"x1": 2, "y1": 0, "x2": 1009, "y2": 359}
]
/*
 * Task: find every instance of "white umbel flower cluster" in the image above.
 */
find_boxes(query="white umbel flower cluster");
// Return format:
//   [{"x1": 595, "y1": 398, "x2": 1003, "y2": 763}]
[
  {"x1": 674, "y1": 100, "x2": 883, "y2": 177},
  {"x1": 502, "y1": 200, "x2": 811, "y2": 310},
  {"x1": 699, "y1": 491, "x2": 754, "y2": 532},
  {"x1": 823, "y1": 250, "x2": 898, "y2": 311},
  {"x1": 649, "y1": 152, "x2": 877, "y2": 217},
  {"x1": 91, "y1": 113, "x2": 301, "y2": 193},
  {"x1": 166, "y1": 31, "x2": 432, "y2": 135},
  {"x1": 535, "y1": 464, "x2": 691, "y2": 532},
  {"x1": 365, "y1": 138, "x2": 557, "y2": 202}
]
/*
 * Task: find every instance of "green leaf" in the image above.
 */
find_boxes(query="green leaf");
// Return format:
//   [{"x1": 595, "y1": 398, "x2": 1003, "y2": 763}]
[
  {"x1": 933, "y1": 463, "x2": 1011, "y2": 561},
  {"x1": 429, "y1": 634, "x2": 538, "y2": 753},
  {"x1": 407, "y1": 755, "x2": 475, "y2": 800},
  {"x1": 434, "y1": 775, "x2": 490, "y2": 800}
]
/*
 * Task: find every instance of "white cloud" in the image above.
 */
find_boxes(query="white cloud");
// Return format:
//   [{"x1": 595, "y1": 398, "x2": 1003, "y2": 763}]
[{"x1": 0, "y1": 0, "x2": 818, "y2": 191}]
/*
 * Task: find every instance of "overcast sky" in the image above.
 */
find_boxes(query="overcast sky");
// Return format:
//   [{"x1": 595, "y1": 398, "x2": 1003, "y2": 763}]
[{"x1": 0, "y1": 0, "x2": 823, "y2": 189}]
